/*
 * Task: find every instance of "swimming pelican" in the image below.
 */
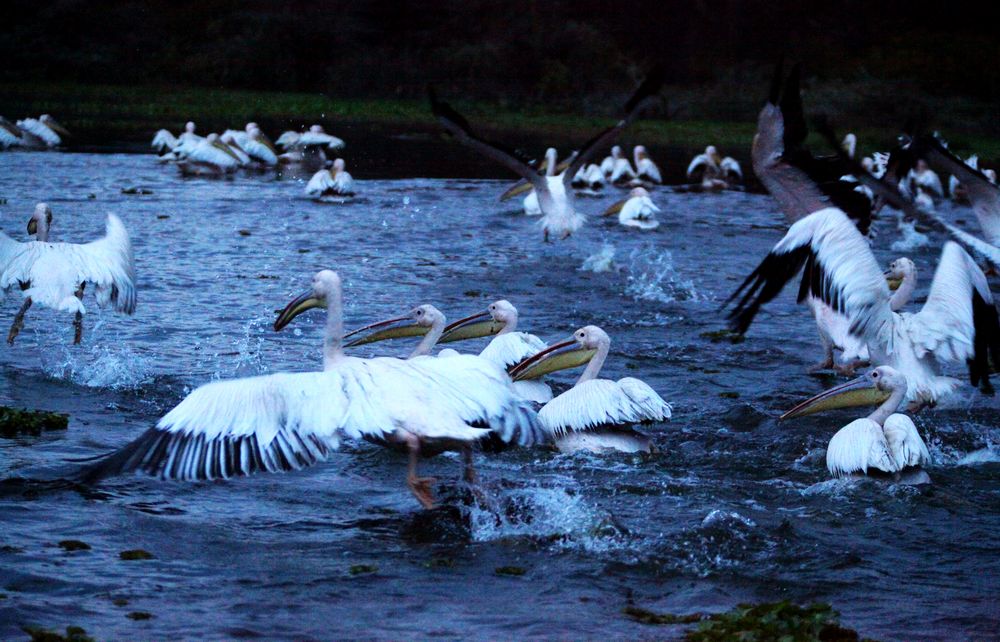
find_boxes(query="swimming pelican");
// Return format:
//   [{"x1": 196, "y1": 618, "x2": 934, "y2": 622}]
[
  {"x1": 726, "y1": 207, "x2": 1000, "y2": 408},
  {"x1": 176, "y1": 133, "x2": 242, "y2": 175},
  {"x1": 151, "y1": 121, "x2": 201, "y2": 153},
  {"x1": 241, "y1": 126, "x2": 279, "y2": 165},
  {"x1": 0, "y1": 204, "x2": 136, "y2": 345},
  {"x1": 81, "y1": 270, "x2": 543, "y2": 509},
  {"x1": 781, "y1": 366, "x2": 931, "y2": 484},
  {"x1": 0, "y1": 117, "x2": 25, "y2": 149},
  {"x1": 599, "y1": 145, "x2": 637, "y2": 184},
  {"x1": 16, "y1": 115, "x2": 69, "y2": 148},
  {"x1": 509, "y1": 325, "x2": 671, "y2": 454},
  {"x1": 602, "y1": 187, "x2": 660, "y2": 230},
  {"x1": 571, "y1": 163, "x2": 606, "y2": 192},
  {"x1": 632, "y1": 145, "x2": 662, "y2": 183},
  {"x1": 305, "y1": 158, "x2": 356, "y2": 199},
  {"x1": 344, "y1": 300, "x2": 552, "y2": 403},
  {"x1": 430, "y1": 68, "x2": 663, "y2": 241}
]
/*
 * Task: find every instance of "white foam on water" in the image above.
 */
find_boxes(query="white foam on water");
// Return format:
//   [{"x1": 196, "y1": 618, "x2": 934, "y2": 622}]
[
  {"x1": 891, "y1": 220, "x2": 932, "y2": 252},
  {"x1": 465, "y1": 484, "x2": 626, "y2": 553},
  {"x1": 956, "y1": 447, "x2": 1000, "y2": 466},
  {"x1": 579, "y1": 243, "x2": 617, "y2": 273},
  {"x1": 624, "y1": 245, "x2": 704, "y2": 303}
]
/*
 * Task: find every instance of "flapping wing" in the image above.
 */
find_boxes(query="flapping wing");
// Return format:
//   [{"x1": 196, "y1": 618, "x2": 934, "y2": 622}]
[
  {"x1": 428, "y1": 86, "x2": 543, "y2": 189},
  {"x1": 538, "y1": 378, "x2": 671, "y2": 436},
  {"x1": 725, "y1": 207, "x2": 891, "y2": 338},
  {"x1": 562, "y1": 67, "x2": 665, "y2": 185},
  {"x1": 305, "y1": 170, "x2": 336, "y2": 196},
  {"x1": 479, "y1": 332, "x2": 547, "y2": 370},
  {"x1": 909, "y1": 242, "x2": 1000, "y2": 389},
  {"x1": 0, "y1": 214, "x2": 136, "y2": 314}
]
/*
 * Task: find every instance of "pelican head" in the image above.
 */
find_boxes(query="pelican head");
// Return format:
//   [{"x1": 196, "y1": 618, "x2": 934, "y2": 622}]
[
  {"x1": 440, "y1": 299, "x2": 517, "y2": 343},
  {"x1": 861, "y1": 157, "x2": 875, "y2": 173},
  {"x1": 39, "y1": 114, "x2": 70, "y2": 137},
  {"x1": 915, "y1": 159, "x2": 929, "y2": 174},
  {"x1": 185, "y1": 121, "x2": 196, "y2": 133},
  {"x1": 611, "y1": 145, "x2": 623, "y2": 158},
  {"x1": 274, "y1": 270, "x2": 341, "y2": 331},
  {"x1": 986, "y1": 168, "x2": 997, "y2": 184},
  {"x1": 706, "y1": 145, "x2": 721, "y2": 164},
  {"x1": 884, "y1": 257, "x2": 915, "y2": 290},
  {"x1": 841, "y1": 133, "x2": 857, "y2": 158},
  {"x1": 509, "y1": 325, "x2": 605, "y2": 381},
  {"x1": 544, "y1": 148, "x2": 558, "y2": 175},
  {"x1": 245, "y1": 122, "x2": 258, "y2": 132},
  {"x1": 342, "y1": 304, "x2": 444, "y2": 347},
  {"x1": 634, "y1": 145, "x2": 648, "y2": 161},
  {"x1": 310, "y1": 124, "x2": 325, "y2": 134},
  {"x1": 779, "y1": 366, "x2": 901, "y2": 421},
  {"x1": 333, "y1": 158, "x2": 346, "y2": 172},
  {"x1": 26, "y1": 203, "x2": 52, "y2": 238}
]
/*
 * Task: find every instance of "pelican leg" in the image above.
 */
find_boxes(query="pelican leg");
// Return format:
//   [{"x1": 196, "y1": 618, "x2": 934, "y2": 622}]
[
  {"x1": 73, "y1": 283, "x2": 86, "y2": 344},
  {"x1": 834, "y1": 359, "x2": 868, "y2": 377},
  {"x1": 462, "y1": 446, "x2": 478, "y2": 484},
  {"x1": 808, "y1": 342, "x2": 835, "y2": 373},
  {"x1": 7, "y1": 297, "x2": 33, "y2": 345},
  {"x1": 404, "y1": 434, "x2": 437, "y2": 509},
  {"x1": 543, "y1": 228, "x2": 551, "y2": 243}
]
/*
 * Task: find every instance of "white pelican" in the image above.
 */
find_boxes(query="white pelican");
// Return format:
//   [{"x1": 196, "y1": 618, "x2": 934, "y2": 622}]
[
  {"x1": 0, "y1": 117, "x2": 25, "y2": 149},
  {"x1": 519, "y1": 148, "x2": 559, "y2": 216},
  {"x1": 571, "y1": 163, "x2": 606, "y2": 192},
  {"x1": 726, "y1": 207, "x2": 1000, "y2": 407},
  {"x1": 242, "y1": 126, "x2": 279, "y2": 166},
  {"x1": 0, "y1": 204, "x2": 136, "y2": 345},
  {"x1": 902, "y1": 159, "x2": 944, "y2": 202},
  {"x1": 509, "y1": 325, "x2": 671, "y2": 454},
  {"x1": 632, "y1": 145, "x2": 662, "y2": 183},
  {"x1": 176, "y1": 133, "x2": 242, "y2": 176},
  {"x1": 305, "y1": 158, "x2": 356, "y2": 199},
  {"x1": 781, "y1": 366, "x2": 931, "y2": 484},
  {"x1": 841, "y1": 133, "x2": 857, "y2": 159},
  {"x1": 81, "y1": 271, "x2": 544, "y2": 509},
  {"x1": 342, "y1": 303, "x2": 447, "y2": 359},
  {"x1": 16, "y1": 115, "x2": 69, "y2": 148},
  {"x1": 500, "y1": 148, "x2": 571, "y2": 202},
  {"x1": 599, "y1": 145, "x2": 636, "y2": 184},
  {"x1": 430, "y1": 68, "x2": 663, "y2": 241},
  {"x1": 151, "y1": 121, "x2": 201, "y2": 153},
  {"x1": 218, "y1": 131, "x2": 251, "y2": 165},
  {"x1": 601, "y1": 187, "x2": 660, "y2": 230},
  {"x1": 687, "y1": 145, "x2": 741, "y2": 190}
]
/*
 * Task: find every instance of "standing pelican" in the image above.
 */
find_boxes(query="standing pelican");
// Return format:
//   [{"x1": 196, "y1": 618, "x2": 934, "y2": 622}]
[
  {"x1": 632, "y1": 145, "x2": 662, "y2": 183},
  {"x1": 726, "y1": 207, "x2": 1000, "y2": 408},
  {"x1": 16, "y1": 115, "x2": 69, "y2": 148},
  {"x1": 0, "y1": 204, "x2": 136, "y2": 345},
  {"x1": 81, "y1": 271, "x2": 543, "y2": 509},
  {"x1": 305, "y1": 158, "x2": 356, "y2": 199},
  {"x1": 601, "y1": 187, "x2": 660, "y2": 229},
  {"x1": 781, "y1": 366, "x2": 931, "y2": 484},
  {"x1": 509, "y1": 325, "x2": 671, "y2": 454},
  {"x1": 430, "y1": 68, "x2": 663, "y2": 241}
]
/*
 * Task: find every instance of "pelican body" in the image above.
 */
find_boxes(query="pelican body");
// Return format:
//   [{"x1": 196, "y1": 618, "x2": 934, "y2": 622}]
[
  {"x1": 602, "y1": 187, "x2": 660, "y2": 229},
  {"x1": 305, "y1": 158, "x2": 356, "y2": 199}
]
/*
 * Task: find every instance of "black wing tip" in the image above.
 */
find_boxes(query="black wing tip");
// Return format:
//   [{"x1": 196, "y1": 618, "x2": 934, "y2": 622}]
[{"x1": 970, "y1": 290, "x2": 1000, "y2": 391}]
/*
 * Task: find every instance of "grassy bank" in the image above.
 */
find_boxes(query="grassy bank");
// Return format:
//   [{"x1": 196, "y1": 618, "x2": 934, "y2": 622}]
[{"x1": 3, "y1": 82, "x2": 1000, "y2": 161}]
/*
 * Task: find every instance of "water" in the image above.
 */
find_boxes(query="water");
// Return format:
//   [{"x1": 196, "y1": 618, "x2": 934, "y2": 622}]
[{"x1": 1, "y1": 153, "x2": 998, "y2": 640}]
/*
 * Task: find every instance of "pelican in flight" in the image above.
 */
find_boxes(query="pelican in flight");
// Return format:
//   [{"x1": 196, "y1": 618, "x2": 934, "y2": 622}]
[
  {"x1": 601, "y1": 187, "x2": 660, "y2": 230},
  {"x1": 509, "y1": 325, "x2": 671, "y2": 454},
  {"x1": 600, "y1": 145, "x2": 637, "y2": 184},
  {"x1": 686, "y1": 146, "x2": 741, "y2": 190},
  {"x1": 81, "y1": 270, "x2": 543, "y2": 509},
  {"x1": 632, "y1": 145, "x2": 662, "y2": 183},
  {"x1": 430, "y1": 68, "x2": 663, "y2": 241},
  {"x1": 782, "y1": 366, "x2": 931, "y2": 484},
  {"x1": 16, "y1": 115, "x2": 69, "y2": 148},
  {"x1": 726, "y1": 207, "x2": 1000, "y2": 408},
  {"x1": 0, "y1": 204, "x2": 136, "y2": 345},
  {"x1": 305, "y1": 158, "x2": 356, "y2": 199}
]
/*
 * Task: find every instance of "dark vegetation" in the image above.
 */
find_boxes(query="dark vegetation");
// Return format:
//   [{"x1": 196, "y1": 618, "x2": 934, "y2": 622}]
[{"x1": 2, "y1": 1, "x2": 999, "y2": 153}]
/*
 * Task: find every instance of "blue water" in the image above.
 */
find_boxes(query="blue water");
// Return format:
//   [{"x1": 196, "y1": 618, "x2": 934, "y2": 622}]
[{"x1": 0, "y1": 152, "x2": 998, "y2": 640}]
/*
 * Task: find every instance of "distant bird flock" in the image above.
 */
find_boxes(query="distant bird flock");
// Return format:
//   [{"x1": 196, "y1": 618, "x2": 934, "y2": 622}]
[{"x1": 3, "y1": 61, "x2": 1000, "y2": 507}]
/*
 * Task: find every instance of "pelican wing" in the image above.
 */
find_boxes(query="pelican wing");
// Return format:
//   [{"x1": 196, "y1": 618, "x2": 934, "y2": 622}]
[
  {"x1": 916, "y1": 136, "x2": 1000, "y2": 245},
  {"x1": 0, "y1": 214, "x2": 136, "y2": 314},
  {"x1": 826, "y1": 418, "x2": 898, "y2": 477},
  {"x1": 275, "y1": 131, "x2": 300, "y2": 148},
  {"x1": 538, "y1": 378, "x2": 671, "y2": 436},
  {"x1": 908, "y1": 242, "x2": 1000, "y2": 387},
  {"x1": 637, "y1": 158, "x2": 662, "y2": 183},
  {"x1": 562, "y1": 67, "x2": 664, "y2": 185},
  {"x1": 305, "y1": 170, "x2": 336, "y2": 196},
  {"x1": 720, "y1": 157, "x2": 742, "y2": 178},
  {"x1": 186, "y1": 140, "x2": 241, "y2": 167},
  {"x1": 686, "y1": 154, "x2": 712, "y2": 179},
  {"x1": 726, "y1": 208, "x2": 890, "y2": 337},
  {"x1": 243, "y1": 138, "x2": 279, "y2": 165},
  {"x1": 428, "y1": 86, "x2": 544, "y2": 189},
  {"x1": 882, "y1": 414, "x2": 931, "y2": 470},
  {"x1": 479, "y1": 332, "x2": 547, "y2": 370},
  {"x1": 151, "y1": 129, "x2": 177, "y2": 151}
]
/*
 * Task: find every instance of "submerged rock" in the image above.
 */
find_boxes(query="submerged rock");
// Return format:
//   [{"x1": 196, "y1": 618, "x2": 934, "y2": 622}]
[
  {"x1": 22, "y1": 626, "x2": 94, "y2": 642},
  {"x1": 0, "y1": 406, "x2": 69, "y2": 438},
  {"x1": 119, "y1": 549, "x2": 154, "y2": 561}
]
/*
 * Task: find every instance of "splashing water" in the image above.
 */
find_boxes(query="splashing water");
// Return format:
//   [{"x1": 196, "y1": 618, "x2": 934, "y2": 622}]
[
  {"x1": 43, "y1": 341, "x2": 153, "y2": 390},
  {"x1": 891, "y1": 220, "x2": 932, "y2": 252},
  {"x1": 624, "y1": 245, "x2": 704, "y2": 303},
  {"x1": 465, "y1": 485, "x2": 627, "y2": 553},
  {"x1": 580, "y1": 243, "x2": 617, "y2": 273}
]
